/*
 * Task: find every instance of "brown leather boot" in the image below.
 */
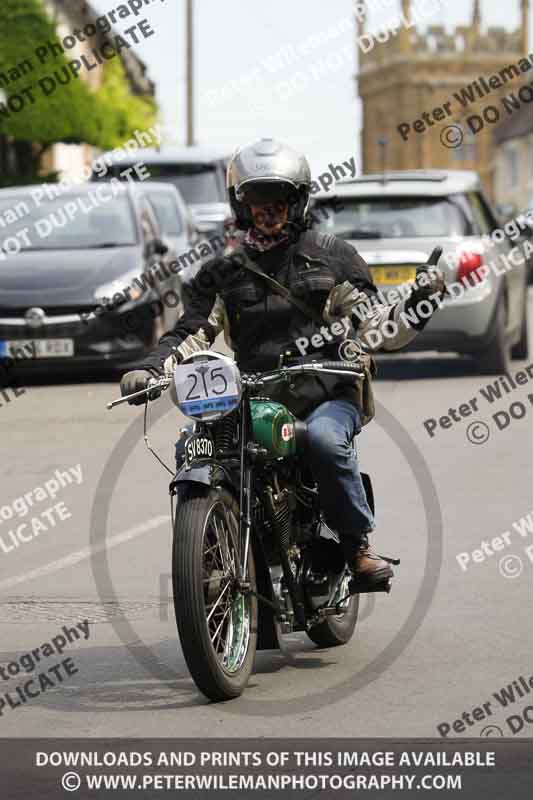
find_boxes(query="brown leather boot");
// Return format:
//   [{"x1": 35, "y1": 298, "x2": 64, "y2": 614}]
[{"x1": 352, "y1": 539, "x2": 395, "y2": 583}]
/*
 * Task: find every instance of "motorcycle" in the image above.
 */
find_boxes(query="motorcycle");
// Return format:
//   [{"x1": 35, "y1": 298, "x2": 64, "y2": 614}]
[
  {"x1": 107, "y1": 247, "x2": 444, "y2": 701},
  {"x1": 108, "y1": 354, "x2": 394, "y2": 702}
]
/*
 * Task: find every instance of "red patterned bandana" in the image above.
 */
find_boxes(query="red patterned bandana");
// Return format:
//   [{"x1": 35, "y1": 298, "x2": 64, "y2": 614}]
[{"x1": 243, "y1": 226, "x2": 290, "y2": 253}]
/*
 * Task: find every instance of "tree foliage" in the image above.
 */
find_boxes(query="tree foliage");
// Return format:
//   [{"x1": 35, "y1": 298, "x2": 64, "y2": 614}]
[
  {"x1": 0, "y1": 0, "x2": 157, "y2": 151},
  {"x1": 94, "y1": 59, "x2": 158, "y2": 149}
]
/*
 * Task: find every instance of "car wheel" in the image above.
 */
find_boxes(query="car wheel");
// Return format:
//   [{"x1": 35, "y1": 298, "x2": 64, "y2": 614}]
[
  {"x1": 475, "y1": 300, "x2": 510, "y2": 375},
  {"x1": 511, "y1": 291, "x2": 529, "y2": 360}
]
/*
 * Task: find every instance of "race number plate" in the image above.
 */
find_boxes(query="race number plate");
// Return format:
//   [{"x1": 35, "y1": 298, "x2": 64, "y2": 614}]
[
  {"x1": 184, "y1": 432, "x2": 215, "y2": 468},
  {"x1": 174, "y1": 353, "x2": 241, "y2": 421}
]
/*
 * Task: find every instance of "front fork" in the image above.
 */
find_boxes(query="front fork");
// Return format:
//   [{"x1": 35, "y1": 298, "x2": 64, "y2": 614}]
[{"x1": 238, "y1": 393, "x2": 253, "y2": 588}]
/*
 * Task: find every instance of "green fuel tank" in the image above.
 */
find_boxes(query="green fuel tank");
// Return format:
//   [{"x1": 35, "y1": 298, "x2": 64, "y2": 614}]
[{"x1": 250, "y1": 399, "x2": 297, "y2": 459}]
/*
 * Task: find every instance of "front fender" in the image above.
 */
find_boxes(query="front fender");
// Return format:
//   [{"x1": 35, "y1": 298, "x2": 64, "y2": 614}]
[
  {"x1": 170, "y1": 461, "x2": 237, "y2": 493},
  {"x1": 171, "y1": 462, "x2": 211, "y2": 489}
]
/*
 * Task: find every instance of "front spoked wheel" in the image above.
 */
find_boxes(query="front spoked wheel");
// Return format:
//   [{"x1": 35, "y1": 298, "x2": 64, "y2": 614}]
[{"x1": 172, "y1": 486, "x2": 257, "y2": 701}]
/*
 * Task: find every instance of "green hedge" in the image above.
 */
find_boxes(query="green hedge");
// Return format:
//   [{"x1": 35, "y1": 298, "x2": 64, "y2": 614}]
[{"x1": 0, "y1": 0, "x2": 158, "y2": 150}]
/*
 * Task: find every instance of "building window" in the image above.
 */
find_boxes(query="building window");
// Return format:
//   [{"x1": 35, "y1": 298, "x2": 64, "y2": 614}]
[{"x1": 452, "y1": 127, "x2": 476, "y2": 162}]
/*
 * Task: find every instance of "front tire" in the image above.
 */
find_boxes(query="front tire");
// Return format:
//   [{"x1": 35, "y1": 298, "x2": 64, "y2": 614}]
[{"x1": 172, "y1": 486, "x2": 257, "y2": 701}]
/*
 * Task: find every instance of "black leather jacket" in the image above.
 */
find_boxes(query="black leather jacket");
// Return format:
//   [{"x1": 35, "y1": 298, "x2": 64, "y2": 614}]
[{"x1": 139, "y1": 230, "x2": 424, "y2": 417}]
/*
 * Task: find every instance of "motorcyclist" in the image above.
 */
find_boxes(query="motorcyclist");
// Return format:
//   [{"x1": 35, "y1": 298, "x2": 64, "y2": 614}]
[{"x1": 120, "y1": 138, "x2": 446, "y2": 586}]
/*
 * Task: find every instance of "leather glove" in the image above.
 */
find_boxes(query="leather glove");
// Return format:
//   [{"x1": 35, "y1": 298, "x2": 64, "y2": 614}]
[
  {"x1": 163, "y1": 353, "x2": 179, "y2": 378},
  {"x1": 323, "y1": 280, "x2": 368, "y2": 324},
  {"x1": 120, "y1": 369, "x2": 155, "y2": 406},
  {"x1": 410, "y1": 268, "x2": 448, "y2": 304}
]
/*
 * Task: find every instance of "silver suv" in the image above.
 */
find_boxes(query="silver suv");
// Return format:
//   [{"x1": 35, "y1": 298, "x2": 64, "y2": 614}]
[{"x1": 312, "y1": 170, "x2": 530, "y2": 374}]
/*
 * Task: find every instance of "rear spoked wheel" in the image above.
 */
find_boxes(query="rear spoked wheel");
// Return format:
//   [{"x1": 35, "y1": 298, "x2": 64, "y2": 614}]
[
  {"x1": 306, "y1": 571, "x2": 359, "y2": 648},
  {"x1": 173, "y1": 487, "x2": 257, "y2": 701}
]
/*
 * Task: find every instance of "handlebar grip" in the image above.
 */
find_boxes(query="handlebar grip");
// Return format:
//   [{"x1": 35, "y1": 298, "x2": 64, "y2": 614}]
[
  {"x1": 426, "y1": 246, "x2": 443, "y2": 267},
  {"x1": 314, "y1": 361, "x2": 364, "y2": 372}
]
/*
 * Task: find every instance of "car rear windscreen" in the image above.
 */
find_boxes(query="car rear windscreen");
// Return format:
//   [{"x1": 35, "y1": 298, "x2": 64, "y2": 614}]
[{"x1": 313, "y1": 196, "x2": 473, "y2": 239}]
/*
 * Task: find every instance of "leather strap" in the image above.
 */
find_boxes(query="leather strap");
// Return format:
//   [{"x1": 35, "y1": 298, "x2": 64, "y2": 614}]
[{"x1": 235, "y1": 248, "x2": 325, "y2": 326}]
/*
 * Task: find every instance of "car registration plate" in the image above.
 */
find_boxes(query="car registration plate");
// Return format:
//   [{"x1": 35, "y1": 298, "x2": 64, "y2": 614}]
[
  {"x1": 0, "y1": 339, "x2": 75, "y2": 359},
  {"x1": 371, "y1": 266, "x2": 417, "y2": 285}
]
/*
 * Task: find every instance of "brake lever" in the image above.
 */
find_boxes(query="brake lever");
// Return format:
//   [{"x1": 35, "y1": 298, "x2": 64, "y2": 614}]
[{"x1": 106, "y1": 377, "x2": 171, "y2": 410}]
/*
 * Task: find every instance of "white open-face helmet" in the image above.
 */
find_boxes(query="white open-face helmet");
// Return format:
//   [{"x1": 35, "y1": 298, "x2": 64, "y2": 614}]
[{"x1": 227, "y1": 138, "x2": 312, "y2": 229}]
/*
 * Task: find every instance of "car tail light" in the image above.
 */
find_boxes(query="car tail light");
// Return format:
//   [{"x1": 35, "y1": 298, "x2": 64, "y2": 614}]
[{"x1": 456, "y1": 251, "x2": 485, "y2": 286}]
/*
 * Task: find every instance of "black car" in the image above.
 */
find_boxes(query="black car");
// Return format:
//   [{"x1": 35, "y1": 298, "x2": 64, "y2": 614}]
[{"x1": 0, "y1": 181, "x2": 181, "y2": 376}]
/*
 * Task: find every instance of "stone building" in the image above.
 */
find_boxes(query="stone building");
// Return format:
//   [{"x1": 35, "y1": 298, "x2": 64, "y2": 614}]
[
  {"x1": 493, "y1": 108, "x2": 533, "y2": 213},
  {"x1": 357, "y1": 0, "x2": 530, "y2": 200},
  {"x1": 46, "y1": 0, "x2": 154, "y2": 95}
]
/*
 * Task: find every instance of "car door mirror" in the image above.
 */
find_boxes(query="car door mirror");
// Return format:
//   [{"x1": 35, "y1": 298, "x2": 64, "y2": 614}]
[
  {"x1": 186, "y1": 220, "x2": 201, "y2": 245},
  {"x1": 495, "y1": 203, "x2": 517, "y2": 224}
]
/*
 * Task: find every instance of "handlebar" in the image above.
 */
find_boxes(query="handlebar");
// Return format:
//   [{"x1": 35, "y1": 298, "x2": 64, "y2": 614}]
[
  {"x1": 250, "y1": 360, "x2": 365, "y2": 385},
  {"x1": 107, "y1": 360, "x2": 366, "y2": 410},
  {"x1": 417, "y1": 246, "x2": 443, "y2": 275},
  {"x1": 106, "y1": 376, "x2": 171, "y2": 410}
]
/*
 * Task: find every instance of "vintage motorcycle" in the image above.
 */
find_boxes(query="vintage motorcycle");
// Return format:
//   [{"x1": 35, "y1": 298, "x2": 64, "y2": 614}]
[{"x1": 108, "y1": 353, "x2": 394, "y2": 702}]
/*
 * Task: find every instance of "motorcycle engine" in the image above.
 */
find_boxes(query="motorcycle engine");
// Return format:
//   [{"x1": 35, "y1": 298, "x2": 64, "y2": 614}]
[{"x1": 303, "y1": 537, "x2": 346, "y2": 610}]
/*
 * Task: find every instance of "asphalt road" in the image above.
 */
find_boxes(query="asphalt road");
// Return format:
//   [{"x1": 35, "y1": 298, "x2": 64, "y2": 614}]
[{"x1": 1, "y1": 297, "x2": 533, "y2": 740}]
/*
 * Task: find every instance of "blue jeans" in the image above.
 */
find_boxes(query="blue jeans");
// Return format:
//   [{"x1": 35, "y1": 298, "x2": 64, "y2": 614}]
[{"x1": 305, "y1": 399, "x2": 375, "y2": 560}]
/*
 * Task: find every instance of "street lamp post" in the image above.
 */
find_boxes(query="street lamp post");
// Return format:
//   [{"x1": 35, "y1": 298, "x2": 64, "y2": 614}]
[
  {"x1": 378, "y1": 136, "x2": 387, "y2": 183},
  {"x1": 186, "y1": 0, "x2": 195, "y2": 146}
]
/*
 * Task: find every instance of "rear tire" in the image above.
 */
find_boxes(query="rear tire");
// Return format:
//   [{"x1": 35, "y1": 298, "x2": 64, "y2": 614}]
[
  {"x1": 475, "y1": 300, "x2": 510, "y2": 375},
  {"x1": 306, "y1": 575, "x2": 359, "y2": 648},
  {"x1": 511, "y1": 291, "x2": 529, "y2": 360},
  {"x1": 172, "y1": 486, "x2": 257, "y2": 701}
]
